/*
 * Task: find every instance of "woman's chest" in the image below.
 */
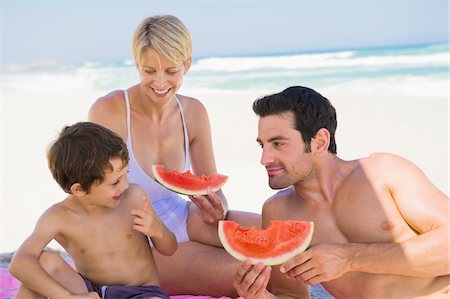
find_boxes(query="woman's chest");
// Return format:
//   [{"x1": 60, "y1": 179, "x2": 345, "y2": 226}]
[{"x1": 130, "y1": 119, "x2": 187, "y2": 173}]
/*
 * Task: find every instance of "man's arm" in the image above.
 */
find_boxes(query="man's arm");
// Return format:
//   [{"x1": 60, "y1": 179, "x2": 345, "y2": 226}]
[
  {"x1": 281, "y1": 154, "x2": 449, "y2": 283},
  {"x1": 348, "y1": 153, "x2": 449, "y2": 276}
]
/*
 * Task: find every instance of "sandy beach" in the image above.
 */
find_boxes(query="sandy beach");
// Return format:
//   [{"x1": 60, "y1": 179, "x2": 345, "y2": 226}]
[{"x1": 1, "y1": 84, "x2": 448, "y2": 253}]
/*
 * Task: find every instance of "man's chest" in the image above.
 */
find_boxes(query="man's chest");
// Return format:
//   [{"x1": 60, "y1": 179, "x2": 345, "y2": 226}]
[{"x1": 281, "y1": 189, "x2": 414, "y2": 246}]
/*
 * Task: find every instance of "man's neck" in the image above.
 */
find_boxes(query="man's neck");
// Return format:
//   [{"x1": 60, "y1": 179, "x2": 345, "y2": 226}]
[{"x1": 293, "y1": 155, "x2": 357, "y2": 205}]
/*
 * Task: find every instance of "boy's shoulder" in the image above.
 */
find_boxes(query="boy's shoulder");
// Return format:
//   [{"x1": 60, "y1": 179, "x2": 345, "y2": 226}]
[
  {"x1": 121, "y1": 183, "x2": 147, "y2": 207},
  {"x1": 124, "y1": 183, "x2": 146, "y2": 196},
  {"x1": 35, "y1": 197, "x2": 75, "y2": 228}
]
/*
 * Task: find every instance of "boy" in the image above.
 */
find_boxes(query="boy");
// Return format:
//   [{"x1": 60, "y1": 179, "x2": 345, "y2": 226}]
[{"x1": 9, "y1": 122, "x2": 177, "y2": 299}]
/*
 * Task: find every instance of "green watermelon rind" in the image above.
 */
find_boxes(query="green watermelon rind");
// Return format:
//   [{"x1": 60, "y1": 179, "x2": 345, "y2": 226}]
[
  {"x1": 218, "y1": 220, "x2": 314, "y2": 266},
  {"x1": 151, "y1": 165, "x2": 228, "y2": 196}
]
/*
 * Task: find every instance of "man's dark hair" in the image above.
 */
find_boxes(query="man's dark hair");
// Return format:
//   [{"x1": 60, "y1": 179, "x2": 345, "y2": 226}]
[{"x1": 253, "y1": 86, "x2": 337, "y2": 154}]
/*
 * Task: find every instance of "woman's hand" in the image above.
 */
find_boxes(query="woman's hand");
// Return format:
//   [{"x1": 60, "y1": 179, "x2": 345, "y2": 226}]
[{"x1": 189, "y1": 190, "x2": 228, "y2": 224}]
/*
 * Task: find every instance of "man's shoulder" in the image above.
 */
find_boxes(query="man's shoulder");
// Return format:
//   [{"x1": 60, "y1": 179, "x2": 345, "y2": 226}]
[
  {"x1": 343, "y1": 152, "x2": 418, "y2": 191},
  {"x1": 263, "y1": 188, "x2": 294, "y2": 208},
  {"x1": 365, "y1": 152, "x2": 403, "y2": 161},
  {"x1": 358, "y1": 152, "x2": 411, "y2": 173}
]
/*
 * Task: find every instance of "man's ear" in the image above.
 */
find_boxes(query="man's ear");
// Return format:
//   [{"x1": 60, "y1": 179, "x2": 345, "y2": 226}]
[
  {"x1": 312, "y1": 128, "x2": 330, "y2": 154},
  {"x1": 70, "y1": 183, "x2": 87, "y2": 196}
]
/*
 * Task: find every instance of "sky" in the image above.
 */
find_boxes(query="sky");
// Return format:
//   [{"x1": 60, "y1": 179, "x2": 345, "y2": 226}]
[{"x1": 0, "y1": 0, "x2": 448, "y2": 65}]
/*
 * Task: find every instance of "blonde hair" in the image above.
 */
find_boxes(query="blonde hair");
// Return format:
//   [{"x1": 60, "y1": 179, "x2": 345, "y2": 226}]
[{"x1": 131, "y1": 15, "x2": 192, "y2": 67}]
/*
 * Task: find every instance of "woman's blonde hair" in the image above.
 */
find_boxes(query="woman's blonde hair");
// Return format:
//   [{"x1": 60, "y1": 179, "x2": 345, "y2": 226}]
[{"x1": 131, "y1": 15, "x2": 192, "y2": 67}]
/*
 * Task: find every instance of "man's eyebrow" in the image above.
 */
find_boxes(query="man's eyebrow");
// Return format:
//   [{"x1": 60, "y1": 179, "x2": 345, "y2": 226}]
[{"x1": 256, "y1": 136, "x2": 289, "y2": 143}]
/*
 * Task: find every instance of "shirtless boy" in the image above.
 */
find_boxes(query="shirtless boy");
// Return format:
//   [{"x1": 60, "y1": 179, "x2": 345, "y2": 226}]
[
  {"x1": 233, "y1": 86, "x2": 449, "y2": 298},
  {"x1": 9, "y1": 122, "x2": 177, "y2": 299}
]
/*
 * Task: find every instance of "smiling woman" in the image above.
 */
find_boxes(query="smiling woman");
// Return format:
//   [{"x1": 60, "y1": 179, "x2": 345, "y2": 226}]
[{"x1": 88, "y1": 14, "x2": 261, "y2": 296}]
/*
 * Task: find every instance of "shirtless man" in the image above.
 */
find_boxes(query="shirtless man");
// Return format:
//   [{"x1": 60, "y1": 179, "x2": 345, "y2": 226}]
[
  {"x1": 9, "y1": 122, "x2": 177, "y2": 299},
  {"x1": 233, "y1": 86, "x2": 449, "y2": 298}
]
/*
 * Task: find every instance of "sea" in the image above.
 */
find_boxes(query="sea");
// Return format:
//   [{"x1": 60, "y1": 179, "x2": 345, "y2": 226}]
[
  {"x1": 1, "y1": 42, "x2": 449, "y2": 254},
  {"x1": 3, "y1": 42, "x2": 448, "y2": 96}
]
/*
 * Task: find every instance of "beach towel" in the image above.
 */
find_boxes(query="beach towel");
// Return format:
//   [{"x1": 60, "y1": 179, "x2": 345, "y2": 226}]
[
  {"x1": 0, "y1": 265, "x2": 332, "y2": 298},
  {"x1": 0, "y1": 268, "x2": 238, "y2": 299}
]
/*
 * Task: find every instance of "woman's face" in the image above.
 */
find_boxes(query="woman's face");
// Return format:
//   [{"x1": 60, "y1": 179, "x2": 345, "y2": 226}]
[{"x1": 137, "y1": 48, "x2": 188, "y2": 104}]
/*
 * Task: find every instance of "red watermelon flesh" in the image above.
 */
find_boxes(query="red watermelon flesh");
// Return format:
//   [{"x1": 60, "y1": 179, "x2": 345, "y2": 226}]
[
  {"x1": 218, "y1": 220, "x2": 314, "y2": 265},
  {"x1": 151, "y1": 165, "x2": 228, "y2": 196}
]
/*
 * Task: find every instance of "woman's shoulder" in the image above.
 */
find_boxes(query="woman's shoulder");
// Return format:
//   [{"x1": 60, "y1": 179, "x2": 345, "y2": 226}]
[
  {"x1": 177, "y1": 94, "x2": 207, "y2": 116},
  {"x1": 91, "y1": 90, "x2": 125, "y2": 111},
  {"x1": 88, "y1": 89, "x2": 128, "y2": 138}
]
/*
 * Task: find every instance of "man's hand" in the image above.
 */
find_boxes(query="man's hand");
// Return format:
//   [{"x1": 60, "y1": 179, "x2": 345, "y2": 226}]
[
  {"x1": 234, "y1": 260, "x2": 273, "y2": 299},
  {"x1": 281, "y1": 243, "x2": 351, "y2": 285},
  {"x1": 189, "y1": 190, "x2": 227, "y2": 224}
]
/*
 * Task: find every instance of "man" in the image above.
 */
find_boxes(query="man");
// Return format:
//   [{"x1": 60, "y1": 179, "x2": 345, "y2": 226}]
[{"x1": 233, "y1": 86, "x2": 449, "y2": 298}]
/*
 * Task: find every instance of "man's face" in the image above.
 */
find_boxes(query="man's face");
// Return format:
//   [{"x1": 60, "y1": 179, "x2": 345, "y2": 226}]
[{"x1": 257, "y1": 111, "x2": 314, "y2": 189}]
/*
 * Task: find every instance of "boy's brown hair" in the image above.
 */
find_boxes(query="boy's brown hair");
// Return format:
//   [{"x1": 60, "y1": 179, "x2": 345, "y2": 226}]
[{"x1": 47, "y1": 122, "x2": 129, "y2": 193}]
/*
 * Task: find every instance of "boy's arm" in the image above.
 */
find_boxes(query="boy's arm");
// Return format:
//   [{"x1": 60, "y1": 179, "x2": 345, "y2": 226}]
[
  {"x1": 9, "y1": 209, "x2": 74, "y2": 298},
  {"x1": 281, "y1": 154, "x2": 449, "y2": 283},
  {"x1": 131, "y1": 196, "x2": 178, "y2": 256}
]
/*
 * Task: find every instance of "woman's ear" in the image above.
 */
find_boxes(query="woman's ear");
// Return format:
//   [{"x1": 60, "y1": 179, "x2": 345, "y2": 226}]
[
  {"x1": 312, "y1": 128, "x2": 330, "y2": 154},
  {"x1": 70, "y1": 183, "x2": 86, "y2": 196},
  {"x1": 183, "y1": 58, "x2": 192, "y2": 74}
]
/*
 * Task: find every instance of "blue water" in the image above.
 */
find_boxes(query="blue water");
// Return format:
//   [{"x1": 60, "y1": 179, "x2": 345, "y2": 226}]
[{"x1": 3, "y1": 42, "x2": 448, "y2": 97}]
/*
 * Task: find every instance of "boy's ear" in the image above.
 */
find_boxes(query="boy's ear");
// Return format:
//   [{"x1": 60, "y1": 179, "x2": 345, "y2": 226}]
[
  {"x1": 312, "y1": 128, "x2": 330, "y2": 154},
  {"x1": 70, "y1": 183, "x2": 87, "y2": 196}
]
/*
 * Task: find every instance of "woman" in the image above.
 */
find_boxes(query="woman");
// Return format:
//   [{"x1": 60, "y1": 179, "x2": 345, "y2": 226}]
[{"x1": 89, "y1": 15, "x2": 259, "y2": 296}]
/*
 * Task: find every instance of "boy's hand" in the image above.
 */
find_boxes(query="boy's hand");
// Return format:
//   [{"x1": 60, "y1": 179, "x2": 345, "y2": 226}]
[{"x1": 130, "y1": 196, "x2": 164, "y2": 238}]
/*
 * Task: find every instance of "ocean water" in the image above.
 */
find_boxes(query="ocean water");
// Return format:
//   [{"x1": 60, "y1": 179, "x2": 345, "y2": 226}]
[
  {"x1": 1, "y1": 42, "x2": 448, "y2": 254},
  {"x1": 3, "y1": 42, "x2": 448, "y2": 96}
]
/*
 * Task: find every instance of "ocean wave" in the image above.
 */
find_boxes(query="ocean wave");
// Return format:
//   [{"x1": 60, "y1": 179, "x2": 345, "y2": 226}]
[
  {"x1": 181, "y1": 73, "x2": 448, "y2": 98},
  {"x1": 191, "y1": 51, "x2": 448, "y2": 72},
  {"x1": 3, "y1": 43, "x2": 448, "y2": 98},
  {"x1": 3, "y1": 59, "x2": 73, "y2": 72}
]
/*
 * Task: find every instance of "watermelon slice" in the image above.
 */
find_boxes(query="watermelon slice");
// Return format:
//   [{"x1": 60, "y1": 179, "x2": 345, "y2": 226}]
[
  {"x1": 218, "y1": 220, "x2": 314, "y2": 265},
  {"x1": 151, "y1": 165, "x2": 228, "y2": 196}
]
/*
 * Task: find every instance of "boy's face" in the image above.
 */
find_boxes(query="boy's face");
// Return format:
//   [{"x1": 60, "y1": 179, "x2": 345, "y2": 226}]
[
  {"x1": 87, "y1": 158, "x2": 129, "y2": 208},
  {"x1": 257, "y1": 111, "x2": 314, "y2": 189}
]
